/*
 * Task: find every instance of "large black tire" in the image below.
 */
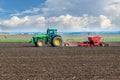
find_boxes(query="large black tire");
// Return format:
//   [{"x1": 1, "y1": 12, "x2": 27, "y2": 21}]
[
  {"x1": 51, "y1": 36, "x2": 63, "y2": 47},
  {"x1": 35, "y1": 39, "x2": 45, "y2": 47}
]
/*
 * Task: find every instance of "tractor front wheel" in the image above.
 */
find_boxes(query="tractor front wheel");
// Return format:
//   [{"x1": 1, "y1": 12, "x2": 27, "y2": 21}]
[
  {"x1": 36, "y1": 39, "x2": 45, "y2": 47},
  {"x1": 52, "y1": 36, "x2": 63, "y2": 47}
]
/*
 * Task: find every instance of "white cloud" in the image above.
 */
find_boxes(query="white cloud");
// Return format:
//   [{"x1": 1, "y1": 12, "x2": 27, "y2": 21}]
[
  {"x1": 1, "y1": 0, "x2": 118, "y2": 32},
  {"x1": 99, "y1": 15, "x2": 115, "y2": 29},
  {"x1": 43, "y1": 0, "x2": 105, "y2": 17},
  {"x1": 43, "y1": 0, "x2": 119, "y2": 17},
  {"x1": 1, "y1": 16, "x2": 28, "y2": 27},
  {"x1": 104, "y1": 0, "x2": 120, "y2": 16},
  {"x1": 47, "y1": 14, "x2": 95, "y2": 31},
  {"x1": 0, "y1": 14, "x2": 118, "y2": 32},
  {"x1": 0, "y1": 15, "x2": 46, "y2": 32},
  {"x1": 103, "y1": 0, "x2": 120, "y2": 31},
  {"x1": 11, "y1": 8, "x2": 40, "y2": 16}
]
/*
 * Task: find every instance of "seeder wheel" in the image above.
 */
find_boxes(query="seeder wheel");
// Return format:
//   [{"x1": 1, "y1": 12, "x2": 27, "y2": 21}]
[
  {"x1": 64, "y1": 43, "x2": 69, "y2": 47},
  {"x1": 100, "y1": 43, "x2": 109, "y2": 47}
]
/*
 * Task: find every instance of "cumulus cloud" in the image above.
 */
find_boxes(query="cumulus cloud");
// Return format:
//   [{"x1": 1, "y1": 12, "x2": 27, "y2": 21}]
[
  {"x1": 99, "y1": 15, "x2": 113, "y2": 29},
  {"x1": 0, "y1": 14, "x2": 118, "y2": 32},
  {"x1": 46, "y1": 14, "x2": 96, "y2": 31},
  {"x1": 0, "y1": 16, "x2": 46, "y2": 32},
  {"x1": 43, "y1": 0, "x2": 119, "y2": 17},
  {"x1": 43, "y1": 0, "x2": 105, "y2": 17},
  {"x1": 0, "y1": 0, "x2": 119, "y2": 32},
  {"x1": 1, "y1": 0, "x2": 119, "y2": 32},
  {"x1": 103, "y1": 0, "x2": 120, "y2": 31},
  {"x1": 104, "y1": 0, "x2": 120, "y2": 16},
  {"x1": 41, "y1": 0, "x2": 120, "y2": 31}
]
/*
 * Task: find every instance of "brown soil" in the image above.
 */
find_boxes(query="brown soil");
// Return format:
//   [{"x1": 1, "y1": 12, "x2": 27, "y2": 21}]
[{"x1": 0, "y1": 43, "x2": 120, "y2": 80}]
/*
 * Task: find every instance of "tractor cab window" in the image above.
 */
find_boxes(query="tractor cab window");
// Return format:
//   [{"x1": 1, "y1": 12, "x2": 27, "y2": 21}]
[
  {"x1": 47, "y1": 30, "x2": 57, "y2": 37},
  {"x1": 53, "y1": 30, "x2": 57, "y2": 34},
  {"x1": 49, "y1": 31, "x2": 54, "y2": 34},
  {"x1": 48, "y1": 30, "x2": 54, "y2": 35}
]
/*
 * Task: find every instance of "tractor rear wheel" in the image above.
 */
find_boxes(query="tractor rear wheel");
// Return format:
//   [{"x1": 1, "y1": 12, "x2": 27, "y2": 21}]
[
  {"x1": 52, "y1": 36, "x2": 63, "y2": 47},
  {"x1": 36, "y1": 39, "x2": 45, "y2": 47}
]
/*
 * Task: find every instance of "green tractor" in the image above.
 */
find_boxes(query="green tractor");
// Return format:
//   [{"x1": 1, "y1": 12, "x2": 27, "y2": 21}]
[{"x1": 30, "y1": 28, "x2": 63, "y2": 47}]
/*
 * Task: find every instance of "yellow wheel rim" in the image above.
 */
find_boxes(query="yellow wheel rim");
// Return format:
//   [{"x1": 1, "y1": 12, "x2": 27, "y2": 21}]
[
  {"x1": 55, "y1": 39, "x2": 61, "y2": 46},
  {"x1": 38, "y1": 41, "x2": 43, "y2": 46}
]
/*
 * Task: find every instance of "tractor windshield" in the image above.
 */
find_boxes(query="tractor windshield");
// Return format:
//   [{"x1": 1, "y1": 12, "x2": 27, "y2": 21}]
[{"x1": 49, "y1": 31, "x2": 54, "y2": 34}]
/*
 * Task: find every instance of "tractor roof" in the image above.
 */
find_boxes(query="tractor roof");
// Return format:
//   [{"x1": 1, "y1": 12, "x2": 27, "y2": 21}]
[{"x1": 47, "y1": 28, "x2": 57, "y2": 31}]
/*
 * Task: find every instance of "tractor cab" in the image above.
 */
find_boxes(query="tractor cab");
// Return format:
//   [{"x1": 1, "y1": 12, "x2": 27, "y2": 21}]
[{"x1": 47, "y1": 28, "x2": 57, "y2": 38}]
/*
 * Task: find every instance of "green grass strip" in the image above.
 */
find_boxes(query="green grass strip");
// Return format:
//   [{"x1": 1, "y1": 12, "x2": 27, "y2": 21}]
[
  {"x1": 0, "y1": 38, "x2": 120, "y2": 43},
  {"x1": 103, "y1": 38, "x2": 120, "y2": 42},
  {"x1": 0, "y1": 39, "x2": 30, "y2": 42}
]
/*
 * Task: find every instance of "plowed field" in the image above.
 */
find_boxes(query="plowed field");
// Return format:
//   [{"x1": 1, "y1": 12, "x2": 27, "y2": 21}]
[{"x1": 0, "y1": 43, "x2": 120, "y2": 80}]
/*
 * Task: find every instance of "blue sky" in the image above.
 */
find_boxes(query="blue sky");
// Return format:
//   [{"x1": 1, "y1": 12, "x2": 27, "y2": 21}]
[
  {"x1": 0, "y1": 0, "x2": 120, "y2": 32},
  {"x1": 0, "y1": 0, "x2": 45, "y2": 18}
]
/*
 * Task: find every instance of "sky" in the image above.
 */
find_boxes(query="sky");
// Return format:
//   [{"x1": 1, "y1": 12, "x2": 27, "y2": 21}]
[{"x1": 0, "y1": 0, "x2": 120, "y2": 32}]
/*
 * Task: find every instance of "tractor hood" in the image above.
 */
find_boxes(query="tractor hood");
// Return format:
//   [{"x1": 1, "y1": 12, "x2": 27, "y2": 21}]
[
  {"x1": 33, "y1": 34, "x2": 48, "y2": 38},
  {"x1": 29, "y1": 34, "x2": 48, "y2": 44}
]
